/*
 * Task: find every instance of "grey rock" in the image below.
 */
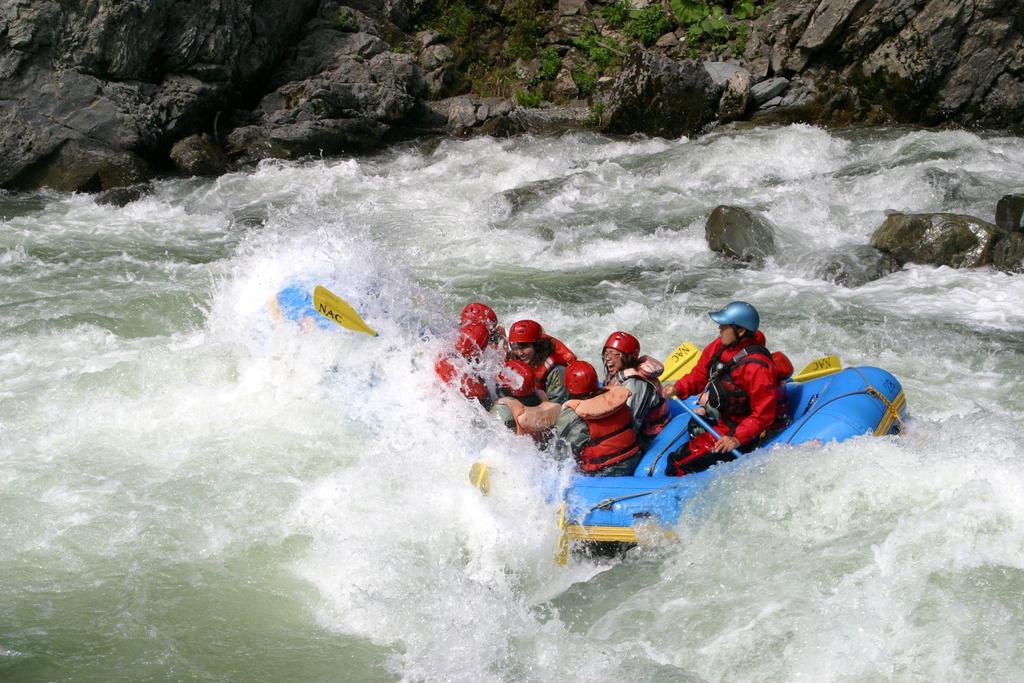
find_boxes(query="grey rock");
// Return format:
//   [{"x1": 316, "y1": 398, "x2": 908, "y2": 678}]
[
  {"x1": 96, "y1": 183, "x2": 154, "y2": 207},
  {"x1": 494, "y1": 176, "x2": 571, "y2": 216},
  {"x1": 252, "y1": 45, "x2": 422, "y2": 157},
  {"x1": 655, "y1": 32, "x2": 678, "y2": 48},
  {"x1": 558, "y1": 0, "x2": 589, "y2": 15},
  {"x1": 757, "y1": 0, "x2": 1024, "y2": 129},
  {"x1": 922, "y1": 168, "x2": 986, "y2": 209},
  {"x1": 513, "y1": 57, "x2": 542, "y2": 82},
  {"x1": 779, "y1": 76, "x2": 817, "y2": 107},
  {"x1": 814, "y1": 245, "x2": 902, "y2": 287},
  {"x1": 703, "y1": 61, "x2": 746, "y2": 88},
  {"x1": 796, "y1": 0, "x2": 862, "y2": 52},
  {"x1": 225, "y1": 118, "x2": 388, "y2": 162},
  {"x1": 503, "y1": 102, "x2": 591, "y2": 135},
  {"x1": 12, "y1": 138, "x2": 150, "y2": 193},
  {"x1": 271, "y1": 30, "x2": 390, "y2": 87},
  {"x1": 995, "y1": 194, "x2": 1024, "y2": 234},
  {"x1": 991, "y1": 233, "x2": 1024, "y2": 273},
  {"x1": 551, "y1": 65, "x2": 580, "y2": 101},
  {"x1": 0, "y1": 0, "x2": 319, "y2": 191},
  {"x1": 550, "y1": 51, "x2": 582, "y2": 102},
  {"x1": 444, "y1": 97, "x2": 480, "y2": 131},
  {"x1": 417, "y1": 96, "x2": 520, "y2": 135},
  {"x1": 750, "y1": 77, "x2": 790, "y2": 107},
  {"x1": 705, "y1": 205, "x2": 778, "y2": 264},
  {"x1": 718, "y1": 68, "x2": 752, "y2": 122},
  {"x1": 420, "y1": 44, "x2": 454, "y2": 72},
  {"x1": 170, "y1": 134, "x2": 228, "y2": 176},
  {"x1": 417, "y1": 30, "x2": 444, "y2": 49},
  {"x1": 871, "y1": 212, "x2": 998, "y2": 269},
  {"x1": 424, "y1": 67, "x2": 452, "y2": 99},
  {"x1": 602, "y1": 48, "x2": 718, "y2": 139}
]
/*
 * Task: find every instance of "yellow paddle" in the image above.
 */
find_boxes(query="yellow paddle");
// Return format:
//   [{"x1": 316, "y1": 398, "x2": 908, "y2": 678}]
[
  {"x1": 468, "y1": 461, "x2": 490, "y2": 495},
  {"x1": 659, "y1": 341, "x2": 701, "y2": 384},
  {"x1": 313, "y1": 285, "x2": 378, "y2": 336},
  {"x1": 791, "y1": 355, "x2": 841, "y2": 382}
]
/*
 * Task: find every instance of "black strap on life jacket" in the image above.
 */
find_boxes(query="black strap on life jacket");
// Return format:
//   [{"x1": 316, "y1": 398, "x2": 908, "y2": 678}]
[
  {"x1": 702, "y1": 343, "x2": 775, "y2": 431},
  {"x1": 708, "y1": 343, "x2": 772, "y2": 383}
]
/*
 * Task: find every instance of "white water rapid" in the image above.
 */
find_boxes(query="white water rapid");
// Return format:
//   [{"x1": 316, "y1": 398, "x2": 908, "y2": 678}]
[{"x1": 2, "y1": 124, "x2": 1024, "y2": 681}]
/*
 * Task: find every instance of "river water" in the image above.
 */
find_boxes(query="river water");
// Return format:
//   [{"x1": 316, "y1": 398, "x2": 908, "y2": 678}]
[{"x1": 2, "y1": 124, "x2": 1024, "y2": 681}]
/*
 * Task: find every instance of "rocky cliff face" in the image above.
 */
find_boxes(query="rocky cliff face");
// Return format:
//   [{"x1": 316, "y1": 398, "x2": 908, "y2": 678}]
[
  {"x1": 0, "y1": 0, "x2": 320, "y2": 190},
  {"x1": 1, "y1": 0, "x2": 1021, "y2": 192},
  {"x1": 748, "y1": 0, "x2": 1024, "y2": 128}
]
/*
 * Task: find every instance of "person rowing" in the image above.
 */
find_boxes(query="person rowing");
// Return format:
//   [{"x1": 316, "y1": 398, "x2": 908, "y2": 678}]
[{"x1": 666, "y1": 301, "x2": 790, "y2": 475}]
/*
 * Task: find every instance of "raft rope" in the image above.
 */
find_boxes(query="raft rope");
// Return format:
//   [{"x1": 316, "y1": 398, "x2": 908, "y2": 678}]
[
  {"x1": 590, "y1": 488, "x2": 662, "y2": 512},
  {"x1": 644, "y1": 429, "x2": 689, "y2": 475},
  {"x1": 865, "y1": 385, "x2": 906, "y2": 433}
]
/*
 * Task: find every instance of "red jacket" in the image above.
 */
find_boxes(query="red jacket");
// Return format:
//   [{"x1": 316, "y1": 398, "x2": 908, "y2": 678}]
[{"x1": 672, "y1": 331, "x2": 778, "y2": 447}]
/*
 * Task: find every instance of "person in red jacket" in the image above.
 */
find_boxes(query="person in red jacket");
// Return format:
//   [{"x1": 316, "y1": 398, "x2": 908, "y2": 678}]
[
  {"x1": 434, "y1": 322, "x2": 492, "y2": 409},
  {"x1": 507, "y1": 319, "x2": 577, "y2": 404},
  {"x1": 460, "y1": 302, "x2": 507, "y2": 355},
  {"x1": 666, "y1": 301, "x2": 785, "y2": 476},
  {"x1": 553, "y1": 360, "x2": 642, "y2": 476}
]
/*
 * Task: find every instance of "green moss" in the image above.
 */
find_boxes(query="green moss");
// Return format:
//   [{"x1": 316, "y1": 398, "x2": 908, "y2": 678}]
[
  {"x1": 573, "y1": 25, "x2": 622, "y2": 72},
  {"x1": 503, "y1": 0, "x2": 550, "y2": 59},
  {"x1": 437, "y1": 2, "x2": 477, "y2": 40},
  {"x1": 335, "y1": 7, "x2": 357, "y2": 31},
  {"x1": 624, "y1": 7, "x2": 675, "y2": 46},
  {"x1": 469, "y1": 65, "x2": 522, "y2": 98},
  {"x1": 515, "y1": 89, "x2": 544, "y2": 107},
  {"x1": 583, "y1": 102, "x2": 605, "y2": 126},
  {"x1": 573, "y1": 65, "x2": 598, "y2": 97},
  {"x1": 539, "y1": 46, "x2": 561, "y2": 81},
  {"x1": 600, "y1": 0, "x2": 630, "y2": 29}
]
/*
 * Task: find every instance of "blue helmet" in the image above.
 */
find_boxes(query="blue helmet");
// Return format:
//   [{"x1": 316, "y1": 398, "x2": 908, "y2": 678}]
[{"x1": 709, "y1": 301, "x2": 759, "y2": 332}]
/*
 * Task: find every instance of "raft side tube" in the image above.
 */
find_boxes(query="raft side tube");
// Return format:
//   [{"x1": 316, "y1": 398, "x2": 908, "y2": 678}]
[{"x1": 564, "y1": 366, "x2": 908, "y2": 543}]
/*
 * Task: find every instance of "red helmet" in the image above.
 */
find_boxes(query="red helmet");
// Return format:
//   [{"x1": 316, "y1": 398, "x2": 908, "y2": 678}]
[
  {"x1": 603, "y1": 331, "x2": 640, "y2": 356},
  {"x1": 455, "y1": 322, "x2": 489, "y2": 358},
  {"x1": 460, "y1": 302, "x2": 498, "y2": 330},
  {"x1": 565, "y1": 360, "x2": 599, "y2": 397},
  {"x1": 498, "y1": 360, "x2": 536, "y2": 398},
  {"x1": 508, "y1": 319, "x2": 543, "y2": 345}
]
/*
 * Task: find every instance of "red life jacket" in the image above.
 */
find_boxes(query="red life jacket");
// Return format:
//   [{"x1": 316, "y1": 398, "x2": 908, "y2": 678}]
[
  {"x1": 532, "y1": 334, "x2": 577, "y2": 382},
  {"x1": 564, "y1": 386, "x2": 641, "y2": 472}
]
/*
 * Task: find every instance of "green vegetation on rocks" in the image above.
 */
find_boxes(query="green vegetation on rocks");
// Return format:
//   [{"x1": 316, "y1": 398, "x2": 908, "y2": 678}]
[
  {"x1": 624, "y1": 7, "x2": 675, "y2": 46},
  {"x1": 415, "y1": 0, "x2": 762, "y2": 106}
]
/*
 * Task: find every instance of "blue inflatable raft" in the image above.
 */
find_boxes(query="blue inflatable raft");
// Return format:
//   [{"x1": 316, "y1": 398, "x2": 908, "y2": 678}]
[
  {"x1": 556, "y1": 365, "x2": 907, "y2": 559},
  {"x1": 268, "y1": 284, "x2": 336, "y2": 330}
]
